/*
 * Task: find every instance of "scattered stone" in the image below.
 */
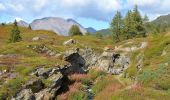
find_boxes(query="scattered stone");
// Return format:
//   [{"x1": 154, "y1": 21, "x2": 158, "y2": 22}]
[
  {"x1": 140, "y1": 42, "x2": 148, "y2": 49},
  {"x1": 55, "y1": 53, "x2": 62, "y2": 58},
  {"x1": 32, "y1": 67, "x2": 52, "y2": 79},
  {"x1": 165, "y1": 63, "x2": 169, "y2": 66},
  {"x1": 162, "y1": 50, "x2": 167, "y2": 56},
  {"x1": 0, "y1": 54, "x2": 4, "y2": 57},
  {"x1": 32, "y1": 37, "x2": 41, "y2": 41},
  {"x1": 63, "y1": 39, "x2": 76, "y2": 46}
]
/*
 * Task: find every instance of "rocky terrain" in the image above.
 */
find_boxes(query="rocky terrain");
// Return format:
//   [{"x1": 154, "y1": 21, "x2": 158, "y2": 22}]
[{"x1": 0, "y1": 25, "x2": 170, "y2": 100}]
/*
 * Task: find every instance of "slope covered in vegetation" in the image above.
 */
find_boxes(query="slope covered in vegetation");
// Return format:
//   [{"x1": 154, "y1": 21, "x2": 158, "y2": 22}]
[{"x1": 0, "y1": 22, "x2": 170, "y2": 100}]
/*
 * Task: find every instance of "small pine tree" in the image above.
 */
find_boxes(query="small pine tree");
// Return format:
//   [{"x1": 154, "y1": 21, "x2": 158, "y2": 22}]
[
  {"x1": 1, "y1": 23, "x2": 5, "y2": 26},
  {"x1": 69, "y1": 25, "x2": 83, "y2": 36},
  {"x1": 124, "y1": 10, "x2": 136, "y2": 39},
  {"x1": 132, "y1": 5, "x2": 146, "y2": 37},
  {"x1": 28, "y1": 25, "x2": 32, "y2": 30},
  {"x1": 9, "y1": 20, "x2": 22, "y2": 43},
  {"x1": 110, "y1": 11, "x2": 123, "y2": 42}
]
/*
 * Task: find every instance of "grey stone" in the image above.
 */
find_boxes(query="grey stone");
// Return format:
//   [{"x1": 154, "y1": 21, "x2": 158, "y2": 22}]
[
  {"x1": 63, "y1": 39, "x2": 76, "y2": 46},
  {"x1": 23, "y1": 79, "x2": 44, "y2": 93},
  {"x1": 12, "y1": 89, "x2": 35, "y2": 100},
  {"x1": 32, "y1": 37, "x2": 41, "y2": 41}
]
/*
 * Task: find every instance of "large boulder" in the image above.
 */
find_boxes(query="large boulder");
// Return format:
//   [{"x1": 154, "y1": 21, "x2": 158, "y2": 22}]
[
  {"x1": 64, "y1": 48, "x2": 99, "y2": 73},
  {"x1": 79, "y1": 48, "x2": 98, "y2": 68},
  {"x1": 64, "y1": 48, "x2": 85, "y2": 73},
  {"x1": 96, "y1": 51, "x2": 115, "y2": 71},
  {"x1": 95, "y1": 48, "x2": 130, "y2": 75}
]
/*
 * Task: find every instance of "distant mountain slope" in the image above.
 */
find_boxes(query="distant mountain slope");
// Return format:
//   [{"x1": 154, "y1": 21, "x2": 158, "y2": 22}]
[
  {"x1": 95, "y1": 28, "x2": 112, "y2": 36},
  {"x1": 30, "y1": 17, "x2": 87, "y2": 36},
  {"x1": 17, "y1": 20, "x2": 29, "y2": 27},
  {"x1": 152, "y1": 14, "x2": 170, "y2": 26},
  {"x1": 85, "y1": 27, "x2": 96, "y2": 33}
]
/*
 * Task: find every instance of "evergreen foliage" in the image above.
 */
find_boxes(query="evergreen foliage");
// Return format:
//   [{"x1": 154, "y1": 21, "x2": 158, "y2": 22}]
[
  {"x1": 9, "y1": 20, "x2": 22, "y2": 43},
  {"x1": 110, "y1": 5, "x2": 147, "y2": 42},
  {"x1": 69, "y1": 25, "x2": 83, "y2": 36}
]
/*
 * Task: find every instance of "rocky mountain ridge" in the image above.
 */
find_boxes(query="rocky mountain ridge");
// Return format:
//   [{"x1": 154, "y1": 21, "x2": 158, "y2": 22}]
[{"x1": 17, "y1": 17, "x2": 88, "y2": 36}]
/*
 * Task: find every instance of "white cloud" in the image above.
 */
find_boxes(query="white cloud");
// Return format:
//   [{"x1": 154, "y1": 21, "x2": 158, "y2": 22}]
[
  {"x1": 0, "y1": 3, "x2": 6, "y2": 11},
  {"x1": 59, "y1": 0, "x2": 89, "y2": 8},
  {"x1": 97, "y1": 0, "x2": 121, "y2": 12},
  {"x1": 33, "y1": 0, "x2": 48, "y2": 11},
  {"x1": 1, "y1": 0, "x2": 170, "y2": 22},
  {"x1": 127, "y1": 0, "x2": 159, "y2": 6},
  {"x1": 7, "y1": 3, "x2": 24, "y2": 12},
  {"x1": 15, "y1": 17, "x2": 23, "y2": 22}
]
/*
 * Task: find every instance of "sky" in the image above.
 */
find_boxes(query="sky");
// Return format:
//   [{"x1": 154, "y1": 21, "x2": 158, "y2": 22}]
[{"x1": 0, "y1": 0, "x2": 170, "y2": 30}]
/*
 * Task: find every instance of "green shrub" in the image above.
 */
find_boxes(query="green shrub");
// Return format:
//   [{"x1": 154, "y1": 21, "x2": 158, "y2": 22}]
[
  {"x1": 92, "y1": 75, "x2": 120, "y2": 94},
  {"x1": 88, "y1": 69, "x2": 106, "y2": 80},
  {"x1": 68, "y1": 91, "x2": 87, "y2": 100}
]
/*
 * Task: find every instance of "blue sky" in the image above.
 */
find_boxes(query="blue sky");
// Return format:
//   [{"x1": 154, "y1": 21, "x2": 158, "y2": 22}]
[{"x1": 0, "y1": 0, "x2": 170, "y2": 30}]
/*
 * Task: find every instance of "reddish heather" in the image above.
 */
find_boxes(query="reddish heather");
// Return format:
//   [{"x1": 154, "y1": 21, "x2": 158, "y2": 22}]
[
  {"x1": 57, "y1": 82, "x2": 82, "y2": 100},
  {"x1": 69, "y1": 74, "x2": 89, "y2": 82}
]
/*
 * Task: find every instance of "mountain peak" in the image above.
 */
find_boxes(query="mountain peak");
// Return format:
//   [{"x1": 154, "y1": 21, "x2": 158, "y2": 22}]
[
  {"x1": 86, "y1": 27, "x2": 97, "y2": 33},
  {"x1": 30, "y1": 17, "x2": 87, "y2": 36}
]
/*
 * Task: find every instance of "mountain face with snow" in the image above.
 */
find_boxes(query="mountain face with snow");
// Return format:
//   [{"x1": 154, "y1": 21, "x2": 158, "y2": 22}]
[{"x1": 30, "y1": 17, "x2": 87, "y2": 36}]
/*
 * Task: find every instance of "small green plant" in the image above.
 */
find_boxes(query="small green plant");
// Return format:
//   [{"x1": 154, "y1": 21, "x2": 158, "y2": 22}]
[
  {"x1": 88, "y1": 69, "x2": 106, "y2": 80},
  {"x1": 68, "y1": 91, "x2": 87, "y2": 100}
]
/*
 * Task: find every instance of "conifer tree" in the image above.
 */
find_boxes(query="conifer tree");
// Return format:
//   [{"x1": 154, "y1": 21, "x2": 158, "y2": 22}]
[
  {"x1": 28, "y1": 25, "x2": 32, "y2": 30},
  {"x1": 110, "y1": 11, "x2": 123, "y2": 42},
  {"x1": 124, "y1": 10, "x2": 136, "y2": 39},
  {"x1": 132, "y1": 5, "x2": 146, "y2": 37},
  {"x1": 69, "y1": 25, "x2": 83, "y2": 36},
  {"x1": 9, "y1": 20, "x2": 22, "y2": 43}
]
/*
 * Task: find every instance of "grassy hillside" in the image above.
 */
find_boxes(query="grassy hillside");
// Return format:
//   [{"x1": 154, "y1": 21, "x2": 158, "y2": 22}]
[
  {"x1": 0, "y1": 25, "x2": 113, "y2": 99},
  {"x1": 1, "y1": 24, "x2": 170, "y2": 100}
]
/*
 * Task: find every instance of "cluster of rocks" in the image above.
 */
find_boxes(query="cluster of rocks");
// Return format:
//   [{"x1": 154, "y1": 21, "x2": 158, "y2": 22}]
[
  {"x1": 63, "y1": 46, "x2": 130, "y2": 75},
  {"x1": 12, "y1": 66, "x2": 69, "y2": 100},
  {"x1": 95, "y1": 47, "x2": 130, "y2": 75},
  {"x1": 12, "y1": 39, "x2": 133, "y2": 99}
]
